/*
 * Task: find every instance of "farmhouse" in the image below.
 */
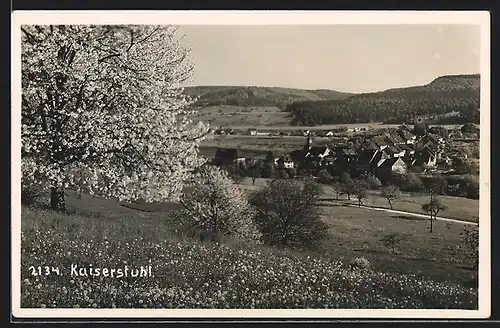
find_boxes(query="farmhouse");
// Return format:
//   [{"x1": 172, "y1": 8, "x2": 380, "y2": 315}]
[
  {"x1": 256, "y1": 131, "x2": 271, "y2": 137},
  {"x1": 277, "y1": 155, "x2": 295, "y2": 169},
  {"x1": 248, "y1": 128, "x2": 257, "y2": 136},
  {"x1": 375, "y1": 157, "x2": 408, "y2": 181}
]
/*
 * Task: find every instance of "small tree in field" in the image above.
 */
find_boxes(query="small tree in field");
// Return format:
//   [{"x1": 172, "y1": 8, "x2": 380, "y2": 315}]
[
  {"x1": 422, "y1": 194, "x2": 447, "y2": 233},
  {"x1": 249, "y1": 179, "x2": 329, "y2": 250},
  {"x1": 381, "y1": 185, "x2": 401, "y2": 210},
  {"x1": 21, "y1": 25, "x2": 209, "y2": 212},
  {"x1": 248, "y1": 163, "x2": 261, "y2": 185},
  {"x1": 353, "y1": 179, "x2": 369, "y2": 207},
  {"x1": 173, "y1": 166, "x2": 261, "y2": 242},
  {"x1": 332, "y1": 181, "x2": 345, "y2": 200}
]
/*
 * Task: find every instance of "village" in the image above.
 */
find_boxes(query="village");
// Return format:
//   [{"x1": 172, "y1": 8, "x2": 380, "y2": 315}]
[{"x1": 212, "y1": 118, "x2": 479, "y2": 187}]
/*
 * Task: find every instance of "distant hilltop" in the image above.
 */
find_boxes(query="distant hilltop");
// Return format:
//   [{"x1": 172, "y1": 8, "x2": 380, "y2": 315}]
[
  {"x1": 183, "y1": 85, "x2": 354, "y2": 109},
  {"x1": 183, "y1": 74, "x2": 480, "y2": 109},
  {"x1": 283, "y1": 74, "x2": 480, "y2": 126}
]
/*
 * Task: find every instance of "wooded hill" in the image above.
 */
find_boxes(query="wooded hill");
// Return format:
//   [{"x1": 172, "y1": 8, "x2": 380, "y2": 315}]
[
  {"x1": 183, "y1": 86, "x2": 354, "y2": 109},
  {"x1": 285, "y1": 74, "x2": 480, "y2": 126}
]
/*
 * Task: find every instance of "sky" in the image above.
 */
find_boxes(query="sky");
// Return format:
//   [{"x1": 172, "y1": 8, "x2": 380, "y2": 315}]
[{"x1": 176, "y1": 24, "x2": 480, "y2": 93}]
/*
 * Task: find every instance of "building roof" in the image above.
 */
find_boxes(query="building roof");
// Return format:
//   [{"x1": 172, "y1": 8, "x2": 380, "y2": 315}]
[
  {"x1": 341, "y1": 148, "x2": 358, "y2": 156},
  {"x1": 386, "y1": 131, "x2": 405, "y2": 145},
  {"x1": 379, "y1": 157, "x2": 406, "y2": 169},
  {"x1": 398, "y1": 143, "x2": 415, "y2": 152},
  {"x1": 358, "y1": 149, "x2": 377, "y2": 163},
  {"x1": 306, "y1": 146, "x2": 329, "y2": 158}
]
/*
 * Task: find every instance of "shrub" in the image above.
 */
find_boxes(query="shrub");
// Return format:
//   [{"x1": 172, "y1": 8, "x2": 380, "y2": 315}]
[
  {"x1": 317, "y1": 169, "x2": 333, "y2": 184},
  {"x1": 249, "y1": 179, "x2": 329, "y2": 250},
  {"x1": 349, "y1": 257, "x2": 371, "y2": 270},
  {"x1": 365, "y1": 174, "x2": 382, "y2": 190},
  {"x1": 380, "y1": 233, "x2": 405, "y2": 253},
  {"x1": 458, "y1": 227, "x2": 479, "y2": 270},
  {"x1": 21, "y1": 182, "x2": 47, "y2": 207},
  {"x1": 173, "y1": 166, "x2": 261, "y2": 243},
  {"x1": 421, "y1": 175, "x2": 448, "y2": 195},
  {"x1": 391, "y1": 172, "x2": 424, "y2": 192}
]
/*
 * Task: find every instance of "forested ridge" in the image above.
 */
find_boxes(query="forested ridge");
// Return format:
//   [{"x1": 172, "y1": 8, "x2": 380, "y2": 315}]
[
  {"x1": 285, "y1": 74, "x2": 480, "y2": 125},
  {"x1": 183, "y1": 86, "x2": 354, "y2": 109}
]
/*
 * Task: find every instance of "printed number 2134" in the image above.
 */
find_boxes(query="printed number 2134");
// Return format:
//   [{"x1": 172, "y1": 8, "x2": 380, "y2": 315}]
[{"x1": 28, "y1": 266, "x2": 61, "y2": 276}]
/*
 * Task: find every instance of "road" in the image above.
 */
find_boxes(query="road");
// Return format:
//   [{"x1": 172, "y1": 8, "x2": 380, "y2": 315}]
[{"x1": 345, "y1": 203, "x2": 479, "y2": 226}]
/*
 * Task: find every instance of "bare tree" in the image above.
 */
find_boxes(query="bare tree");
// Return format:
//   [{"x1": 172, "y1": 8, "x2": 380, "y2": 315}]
[
  {"x1": 381, "y1": 185, "x2": 401, "y2": 210},
  {"x1": 422, "y1": 191, "x2": 447, "y2": 233}
]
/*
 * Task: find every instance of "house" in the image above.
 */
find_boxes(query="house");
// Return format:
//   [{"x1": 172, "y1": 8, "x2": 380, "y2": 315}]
[
  {"x1": 256, "y1": 131, "x2": 271, "y2": 137},
  {"x1": 385, "y1": 131, "x2": 406, "y2": 145},
  {"x1": 306, "y1": 146, "x2": 331, "y2": 159},
  {"x1": 375, "y1": 157, "x2": 408, "y2": 181},
  {"x1": 339, "y1": 147, "x2": 358, "y2": 162},
  {"x1": 248, "y1": 128, "x2": 257, "y2": 136},
  {"x1": 234, "y1": 157, "x2": 247, "y2": 164},
  {"x1": 385, "y1": 144, "x2": 405, "y2": 158},
  {"x1": 277, "y1": 155, "x2": 295, "y2": 169},
  {"x1": 373, "y1": 136, "x2": 388, "y2": 151},
  {"x1": 214, "y1": 148, "x2": 238, "y2": 166},
  {"x1": 413, "y1": 143, "x2": 438, "y2": 167},
  {"x1": 326, "y1": 131, "x2": 335, "y2": 137}
]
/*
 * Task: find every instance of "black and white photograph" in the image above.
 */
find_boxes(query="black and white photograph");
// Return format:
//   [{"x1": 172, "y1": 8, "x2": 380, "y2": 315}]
[{"x1": 11, "y1": 11, "x2": 490, "y2": 318}]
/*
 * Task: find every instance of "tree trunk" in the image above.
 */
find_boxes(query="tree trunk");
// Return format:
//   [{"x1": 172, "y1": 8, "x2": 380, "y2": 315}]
[
  {"x1": 347, "y1": 193, "x2": 351, "y2": 200},
  {"x1": 252, "y1": 178, "x2": 256, "y2": 185},
  {"x1": 388, "y1": 200, "x2": 393, "y2": 210},
  {"x1": 430, "y1": 213, "x2": 433, "y2": 233},
  {"x1": 50, "y1": 186, "x2": 66, "y2": 212}
]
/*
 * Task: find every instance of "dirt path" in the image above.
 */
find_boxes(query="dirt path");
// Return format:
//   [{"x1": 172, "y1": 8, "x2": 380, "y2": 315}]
[{"x1": 344, "y1": 203, "x2": 479, "y2": 226}]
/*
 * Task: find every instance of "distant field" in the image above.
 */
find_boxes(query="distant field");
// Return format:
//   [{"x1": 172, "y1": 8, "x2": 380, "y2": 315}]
[
  {"x1": 190, "y1": 105, "x2": 471, "y2": 131},
  {"x1": 237, "y1": 178, "x2": 479, "y2": 223},
  {"x1": 192, "y1": 105, "x2": 292, "y2": 127},
  {"x1": 200, "y1": 135, "x2": 332, "y2": 156}
]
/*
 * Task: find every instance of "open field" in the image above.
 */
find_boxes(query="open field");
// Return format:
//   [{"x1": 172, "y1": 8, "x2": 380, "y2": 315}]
[
  {"x1": 192, "y1": 106, "x2": 292, "y2": 127},
  {"x1": 237, "y1": 178, "x2": 479, "y2": 223},
  {"x1": 200, "y1": 135, "x2": 332, "y2": 156},
  {"x1": 190, "y1": 105, "x2": 472, "y2": 132}
]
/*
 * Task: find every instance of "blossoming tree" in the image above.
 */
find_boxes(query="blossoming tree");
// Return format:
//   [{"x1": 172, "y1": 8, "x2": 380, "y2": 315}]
[
  {"x1": 173, "y1": 165, "x2": 261, "y2": 243},
  {"x1": 21, "y1": 25, "x2": 209, "y2": 212}
]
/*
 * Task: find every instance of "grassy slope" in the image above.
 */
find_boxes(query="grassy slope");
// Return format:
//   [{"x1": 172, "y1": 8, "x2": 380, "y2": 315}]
[
  {"x1": 21, "y1": 205, "x2": 477, "y2": 309},
  {"x1": 20, "y1": 187, "x2": 478, "y2": 308},
  {"x1": 24, "y1": 185, "x2": 478, "y2": 286}
]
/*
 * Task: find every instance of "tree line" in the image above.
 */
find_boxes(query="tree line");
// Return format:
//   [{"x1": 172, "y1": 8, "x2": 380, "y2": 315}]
[{"x1": 285, "y1": 88, "x2": 480, "y2": 126}]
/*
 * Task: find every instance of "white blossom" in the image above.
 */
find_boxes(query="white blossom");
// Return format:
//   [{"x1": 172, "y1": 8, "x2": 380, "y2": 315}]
[{"x1": 21, "y1": 25, "x2": 211, "y2": 203}]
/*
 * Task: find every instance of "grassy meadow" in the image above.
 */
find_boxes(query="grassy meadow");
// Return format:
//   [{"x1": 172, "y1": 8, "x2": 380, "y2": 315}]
[
  {"x1": 20, "y1": 183, "x2": 479, "y2": 309},
  {"x1": 192, "y1": 106, "x2": 292, "y2": 127}
]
